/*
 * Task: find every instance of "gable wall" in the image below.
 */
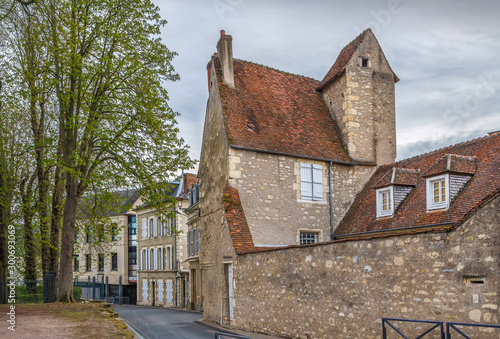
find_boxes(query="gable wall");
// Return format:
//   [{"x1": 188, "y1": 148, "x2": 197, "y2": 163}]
[
  {"x1": 198, "y1": 61, "x2": 237, "y2": 322},
  {"x1": 231, "y1": 195, "x2": 500, "y2": 338}
]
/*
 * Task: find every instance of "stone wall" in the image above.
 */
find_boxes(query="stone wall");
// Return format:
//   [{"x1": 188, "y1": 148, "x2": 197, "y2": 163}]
[
  {"x1": 231, "y1": 195, "x2": 500, "y2": 339},
  {"x1": 322, "y1": 31, "x2": 396, "y2": 166},
  {"x1": 198, "y1": 59, "x2": 237, "y2": 323},
  {"x1": 228, "y1": 148, "x2": 375, "y2": 245}
]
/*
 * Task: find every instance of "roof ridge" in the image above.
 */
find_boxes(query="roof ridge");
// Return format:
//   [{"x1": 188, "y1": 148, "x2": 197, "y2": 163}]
[
  {"x1": 397, "y1": 133, "x2": 497, "y2": 165},
  {"x1": 233, "y1": 58, "x2": 320, "y2": 83}
]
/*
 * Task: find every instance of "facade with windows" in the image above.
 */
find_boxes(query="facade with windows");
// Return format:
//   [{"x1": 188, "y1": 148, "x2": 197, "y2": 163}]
[
  {"x1": 136, "y1": 173, "x2": 197, "y2": 308},
  {"x1": 186, "y1": 183, "x2": 203, "y2": 311},
  {"x1": 73, "y1": 189, "x2": 141, "y2": 303}
]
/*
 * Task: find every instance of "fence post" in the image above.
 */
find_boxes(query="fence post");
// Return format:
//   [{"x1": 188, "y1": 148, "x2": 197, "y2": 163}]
[
  {"x1": 92, "y1": 276, "x2": 95, "y2": 300},
  {"x1": 119, "y1": 276, "x2": 123, "y2": 305}
]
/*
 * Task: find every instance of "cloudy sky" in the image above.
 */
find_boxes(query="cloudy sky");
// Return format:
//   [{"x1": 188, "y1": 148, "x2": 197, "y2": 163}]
[{"x1": 153, "y1": 0, "x2": 500, "y2": 168}]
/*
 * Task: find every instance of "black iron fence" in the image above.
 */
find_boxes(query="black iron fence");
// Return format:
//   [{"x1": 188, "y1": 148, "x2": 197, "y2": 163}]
[
  {"x1": 383, "y1": 318, "x2": 500, "y2": 338},
  {"x1": 0, "y1": 273, "x2": 56, "y2": 304}
]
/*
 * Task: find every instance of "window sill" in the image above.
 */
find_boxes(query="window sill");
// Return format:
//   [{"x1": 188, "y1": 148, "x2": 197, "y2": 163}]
[{"x1": 298, "y1": 199, "x2": 327, "y2": 205}]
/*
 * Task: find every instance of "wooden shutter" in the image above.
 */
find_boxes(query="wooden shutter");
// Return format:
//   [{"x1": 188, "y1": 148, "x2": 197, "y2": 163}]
[
  {"x1": 300, "y1": 163, "x2": 313, "y2": 199},
  {"x1": 312, "y1": 164, "x2": 323, "y2": 200},
  {"x1": 142, "y1": 218, "x2": 147, "y2": 239}
]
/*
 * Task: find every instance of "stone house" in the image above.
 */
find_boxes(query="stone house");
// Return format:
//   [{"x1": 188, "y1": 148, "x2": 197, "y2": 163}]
[
  {"x1": 73, "y1": 189, "x2": 142, "y2": 303},
  {"x1": 136, "y1": 172, "x2": 197, "y2": 308},
  {"x1": 197, "y1": 29, "x2": 500, "y2": 338},
  {"x1": 185, "y1": 181, "x2": 203, "y2": 311}
]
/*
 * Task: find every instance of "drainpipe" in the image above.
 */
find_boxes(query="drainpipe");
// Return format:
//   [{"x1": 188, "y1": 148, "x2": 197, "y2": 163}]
[
  {"x1": 329, "y1": 161, "x2": 334, "y2": 240},
  {"x1": 174, "y1": 207, "x2": 178, "y2": 308}
]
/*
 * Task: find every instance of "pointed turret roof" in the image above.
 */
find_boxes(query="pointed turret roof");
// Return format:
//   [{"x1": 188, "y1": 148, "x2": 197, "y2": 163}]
[{"x1": 316, "y1": 29, "x2": 399, "y2": 91}]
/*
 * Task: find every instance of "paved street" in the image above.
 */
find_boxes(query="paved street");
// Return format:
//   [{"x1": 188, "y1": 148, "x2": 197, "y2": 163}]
[
  {"x1": 114, "y1": 306, "x2": 282, "y2": 339},
  {"x1": 114, "y1": 306, "x2": 217, "y2": 338}
]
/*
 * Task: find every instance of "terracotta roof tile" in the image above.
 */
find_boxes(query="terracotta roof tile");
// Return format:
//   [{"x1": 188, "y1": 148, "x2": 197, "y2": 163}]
[
  {"x1": 223, "y1": 183, "x2": 281, "y2": 254},
  {"x1": 335, "y1": 133, "x2": 500, "y2": 236},
  {"x1": 183, "y1": 173, "x2": 198, "y2": 196},
  {"x1": 424, "y1": 154, "x2": 477, "y2": 177},
  {"x1": 373, "y1": 167, "x2": 420, "y2": 188},
  {"x1": 216, "y1": 59, "x2": 351, "y2": 162}
]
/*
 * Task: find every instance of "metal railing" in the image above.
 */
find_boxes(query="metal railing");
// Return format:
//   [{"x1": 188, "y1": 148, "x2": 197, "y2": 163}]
[
  {"x1": 383, "y1": 318, "x2": 500, "y2": 338},
  {"x1": 446, "y1": 321, "x2": 500, "y2": 338},
  {"x1": 382, "y1": 318, "x2": 444, "y2": 339},
  {"x1": 214, "y1": 332, "x2": 254, "y2": 339}
]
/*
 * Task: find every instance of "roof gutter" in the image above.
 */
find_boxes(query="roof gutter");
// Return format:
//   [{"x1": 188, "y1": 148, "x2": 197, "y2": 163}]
[
  {"x1": 229, "y1": 144, "x2": 357, "y2": 166},
  {"x1": 333, "y1": 222, "x2": 454, "y2": 240}
]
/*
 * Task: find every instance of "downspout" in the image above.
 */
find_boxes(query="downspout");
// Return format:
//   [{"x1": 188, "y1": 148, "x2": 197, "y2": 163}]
[
  {"x1": 329, "y1": 161, "x2": 334, "y2": 240},
  {"x1": 174, "y1": 207, "x2": 178, "y2": 308}
]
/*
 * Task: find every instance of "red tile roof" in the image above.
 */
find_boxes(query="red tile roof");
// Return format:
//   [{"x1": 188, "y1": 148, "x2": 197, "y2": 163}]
[
  {"x1": 424, "y1": 154, "x2": 476, "y2": 177},
  {"x1": 215, "y1": 59, "x2": 352, "y2": 162},
  {"x1": 373, "y1": 167, "x2": 419, "y2": 188},
  {"x1": 223, "y1": 183, "x2": 281, "y2": 254},
  {"x1": 316, "y1": 28, "x2": 399, "y2": 91},
  {"x1": 335, "y1": 133, "x2": 500, "y2": 237}
]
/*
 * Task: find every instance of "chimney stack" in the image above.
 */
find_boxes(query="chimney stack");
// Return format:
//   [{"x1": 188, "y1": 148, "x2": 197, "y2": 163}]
[{"x1": 216, "y1": 30, "x2": 235, "y2": 89}]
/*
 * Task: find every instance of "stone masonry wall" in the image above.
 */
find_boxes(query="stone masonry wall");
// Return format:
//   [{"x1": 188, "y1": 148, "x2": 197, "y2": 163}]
[
  {"x1": 228, "y1": 148, "x2": 375, "y2": 245},
  {"x1": 198, "y1": 59, "x2": 237, "y2": 323},
  {"x1": 232, "y1": 195, "x2": 500, "y2": 339},
  {"x1": 322, "y1": 32, "x2": 396, "y2": 166}
]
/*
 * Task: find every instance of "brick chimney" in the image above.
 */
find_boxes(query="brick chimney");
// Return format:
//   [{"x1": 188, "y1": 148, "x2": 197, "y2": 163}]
[{"x1": 216, "y1": 30, "x2": 235, "y2": 89}]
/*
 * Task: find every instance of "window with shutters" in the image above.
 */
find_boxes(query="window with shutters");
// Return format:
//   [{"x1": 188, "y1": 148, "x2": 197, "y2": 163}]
[
  {"x1": 376, "y1": 187, "x2": 394, "y2": 217},
  {"x1": 426, "y1": 174, "x2": 449, "y2": 210},
  {"x1": 166, "y1": 280, "x2": 172, "y2": 302},
  {"x1": 187, "y1": 230, "x2": 191, "y2": 256},
  {"x1": 142, "y1": 218, "x2": 147, "y2": 239},
  {"x1": 142, "y1": 279, "x2": 148, "y2": 301},
  {"x1": 190, "y1": 229, "x2": 195, "y2": 256},
  {"x1": 300, "y1": 163, "x2": 323, "y2": 201},
  {"x1": 158, "y1": 280, "x2": 163, "y2": 302}
]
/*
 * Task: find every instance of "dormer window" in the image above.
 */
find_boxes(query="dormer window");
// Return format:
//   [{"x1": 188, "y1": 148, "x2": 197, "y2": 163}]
[
  {"x1": 376, "y1": 187, "x2": 394, "y2": 217},
  {"x1": 426, "y1": 174, "x2": 449, "y2": 210}
]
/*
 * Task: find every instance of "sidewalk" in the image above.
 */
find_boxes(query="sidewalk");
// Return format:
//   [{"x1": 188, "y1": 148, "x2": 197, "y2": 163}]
[{"x1": 196, "y1": 318, "x2": 285, "y2": 339}]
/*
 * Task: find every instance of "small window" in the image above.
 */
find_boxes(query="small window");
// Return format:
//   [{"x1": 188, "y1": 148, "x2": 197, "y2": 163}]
[
  {"x1": 73, "y1": 255, "x2": 79, "y2": 272},
  {"x1": 426, "y1": 174, "x2": 449, "y2": 210},
  {"x1": 86, "y1": 226, "x2": 92, "y2": 243},
  {"x1": 300, "y1": 163, "x2": 323, "y2": 201},
  {"x1": 111, "y1": 225, "x2": 118, "y2": 241},
  {"x1": 111, "y1": 253, "x2": 118, "y2": 271},
  {"x1": 300, "y1": 232, "x2": 318, "y2": 245},
  {"x1": 464, "y1": 276, "x2": 485, "y2": 284},
  {"x1": 86, "y1": 254, "x2": 92, "y2": 271},
  {"x1": 360, "y1": 57, "x2": 371, "y2": 68},
  {"x1": 98, "y1": 253, "x2": 104, "y2": 271},
  {"x1": 376, "y1": 187, "x2": 393, "y2": 217}
]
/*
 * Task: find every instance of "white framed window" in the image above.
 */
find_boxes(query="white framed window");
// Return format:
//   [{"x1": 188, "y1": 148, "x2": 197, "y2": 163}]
[
  {"x1": 426, "y1": 174, "x2": 449, "y2": 210},
  {"x1": 160, "y1": 247, "x2": 164, "y2": 270},
  {"x1": 300, "y1": 163, "x2": 323, "y2": 201},
  {"x1": 169, "y1": 246, "x2": 173, "y2": 270},
  {"x1": 300, "y1": 232, "x2": 318, "y2": 245},
  {"x1": 376, "y1": 187, "x2": 394, "y2": 217}
]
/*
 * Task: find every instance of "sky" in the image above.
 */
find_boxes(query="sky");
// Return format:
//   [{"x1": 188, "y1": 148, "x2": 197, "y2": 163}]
[{"x1": 153, "y1": 0, "x2": 500, "y2": 169}]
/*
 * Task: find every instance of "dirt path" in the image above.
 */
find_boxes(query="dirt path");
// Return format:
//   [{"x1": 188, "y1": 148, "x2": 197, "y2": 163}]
[{"x1": 0, "y1": 302, "x2": 134, "y2": 338}]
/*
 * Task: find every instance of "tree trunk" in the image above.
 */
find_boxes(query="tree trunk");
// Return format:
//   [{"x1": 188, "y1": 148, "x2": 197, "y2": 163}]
[
  {"x1": 20, "y1": 174, "x2": 37, "y2": 292},
  {"x1": 57, "y1": 177, "x2": 78, "y2": 302},
  {"x1": 49, "y1": 161, "x2": 64, "y2": 277}
]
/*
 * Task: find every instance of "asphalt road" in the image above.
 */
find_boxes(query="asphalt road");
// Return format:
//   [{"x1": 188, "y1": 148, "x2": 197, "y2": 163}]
[{"x1": 114, "y1": 305, "x2": 219, "y2": 339}]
